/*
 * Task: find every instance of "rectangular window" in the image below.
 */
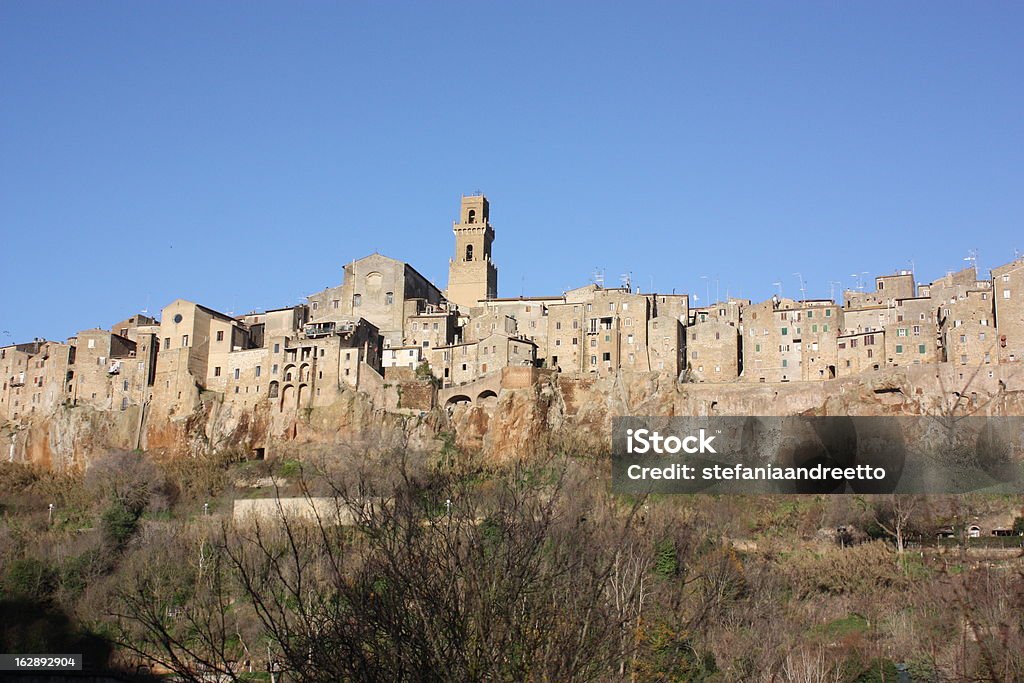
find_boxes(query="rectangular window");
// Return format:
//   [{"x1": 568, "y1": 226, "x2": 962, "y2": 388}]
[
  {"x1": 896, "y1": 345, "x2": 903, "y2": 353},
  {"x1": 274, "y1": 343, "x2": 280, "y2": 353},
  {"x1": 918, "y1": 344, "x2": 926, "y2": 354},
  {"x1": 781, "y1": 327, "x2": 788, "y2": 336},
  {"x1": 233, "y1": 368, "x2": 240, "y2": 379},
  {"x1": 255, "y1": 366, "x2": 261, "y2": 377},
  {"x1": 164, "y1": 337, "x2": 170, "y2": 350},
  {"x1": 216, "y1": 331, "x2": 224, "y2": 342},
  {"x1": 182, "y1": 335, "x2": 189, "y2": 346},
  {"x1": 214, "y1": 367, "x2": 222, "y2": 377}
]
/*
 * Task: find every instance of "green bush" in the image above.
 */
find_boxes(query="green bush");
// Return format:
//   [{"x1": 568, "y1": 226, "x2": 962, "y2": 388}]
[
  {"x1": 654, "y1": 538, "x2": 679, "y2": 577},
  {"x1": 3, "y1": 557, "x2": 57, "y2": 601},
  {"x1": 101, "y1": 499, "x2": 140, "y2": 546}
]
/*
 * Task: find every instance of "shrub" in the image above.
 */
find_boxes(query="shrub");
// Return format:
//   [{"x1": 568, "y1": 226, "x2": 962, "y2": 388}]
[
  {"x1": 101, "y1": 499, "x2": 140, "y2": 547},
  {"x1": 3, "y1": 557, "x2": 57, "y2": 601}
]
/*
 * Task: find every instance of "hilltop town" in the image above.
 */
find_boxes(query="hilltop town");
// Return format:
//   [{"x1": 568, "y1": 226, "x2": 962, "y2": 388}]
[{"x1": 2, "y1": 194, "x2": 1023, "y2": 465}]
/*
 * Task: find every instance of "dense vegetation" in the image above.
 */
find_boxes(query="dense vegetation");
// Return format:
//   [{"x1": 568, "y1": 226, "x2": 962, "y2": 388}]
[{"x1": 0, "y1": 440, "x2": 1022, "y2": 682}]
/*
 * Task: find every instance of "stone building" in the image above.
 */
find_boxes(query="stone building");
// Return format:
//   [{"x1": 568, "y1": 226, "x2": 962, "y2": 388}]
[
  {"x1": 1, "y1": 341, "x2": 45, "y2": 421},
  {"x1": 837, "y1": 330, "x2": 883, "y2": 377},
  {"x1": 307, "y1": 253, "x2": 443, "y2": 349},
  {"x1": 544, "y1": 300, "x2": 587, "y2": 372},
  {"x1": 446, "y1": 194, "x2": 498, "y2": 310},
  {"x1": 464, "y1": 310, "x2": 518, "y2": 343},
  {"x1": 430, "y1": 333, "x2": 535, "y2": 387},
  {"x1": 648, "y1": 315, "x2": 686, "y2": 376},
  {"x1": 383, "y1": 346, "x2": 423, "y2": 370},
  {"x1": 884, "y1": 319, "x2": 940, "y2": 367},
  {"x1": 71, "y1": 329, "x2": 138, "y2": 410},
  {"x1": 798, "y1": 301, "x2": 841, "y2": 381},
  {"x1": 581, "y1": 288, "x2": 652, "y2": 377},
  {"x1": 844, "y1": 271, "x2": 915, "y2": 309},
  {"x1": 739, "y1": 298, "x2": 801, "y2": 383},
  {"x1": 686, "y1": 320, "x2": 738, "y2": 382},
  {"x1": 941, "y1": 287, "x2": 997, "y2": 368},
  {"x1": 152, "y1": 299, "x2": 250, "y2": 416},
  {"x1": 992, "y1": 256, "x2": 1024, "y2": 364},
  {"x1": 405, "y1": 306, "x2": 459, "y2": 353},
  {"x1": 470, "y1": 296, "x2": 561, "y2": 349},
  {"x1": 110, "y1": 314, "x2": 159, "y2": 342}
]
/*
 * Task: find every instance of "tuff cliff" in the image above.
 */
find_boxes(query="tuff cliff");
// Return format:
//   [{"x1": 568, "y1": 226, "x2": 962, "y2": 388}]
[{"x1": 4, "y1": 363, "x2": 1023, "y2": 471}]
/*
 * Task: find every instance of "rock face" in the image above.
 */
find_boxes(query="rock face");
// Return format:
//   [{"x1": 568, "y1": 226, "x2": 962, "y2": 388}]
[{"x1": 4, "y1": 363, "x2": 1023, "y2": 470}]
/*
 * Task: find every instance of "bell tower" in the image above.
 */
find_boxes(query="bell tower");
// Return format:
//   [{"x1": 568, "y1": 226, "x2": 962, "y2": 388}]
[{"x1": 446, "y1": 194, "x2": 497, "y2": 310}]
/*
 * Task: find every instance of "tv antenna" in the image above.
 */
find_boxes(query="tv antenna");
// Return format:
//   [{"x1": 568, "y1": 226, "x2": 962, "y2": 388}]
[
  {"x1": 964, "y1": 249, "x2": 979, "y2": 276},
  {"x1": 793, "y1": 272, "x2": 806, "y2": 301}
]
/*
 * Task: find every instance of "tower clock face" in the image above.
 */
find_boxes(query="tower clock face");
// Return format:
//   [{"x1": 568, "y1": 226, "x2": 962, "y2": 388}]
[{"x1": 173, "y1": 314, "x2": 183, "y2": 323}]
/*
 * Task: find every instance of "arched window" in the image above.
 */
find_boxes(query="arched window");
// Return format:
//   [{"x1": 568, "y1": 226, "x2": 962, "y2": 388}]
[
  {"x1": 386, "y1": 291, "x2": 394, "y2": 305},
  {"x1": 467, "y1": 209, "x2": 476, "y2": 224},
  {"x1": 465, "y1": 244, "x2": 474, "y2": 261},
  {"x1": 353, "y1": 293, "x2": 362, "y2": 307}
]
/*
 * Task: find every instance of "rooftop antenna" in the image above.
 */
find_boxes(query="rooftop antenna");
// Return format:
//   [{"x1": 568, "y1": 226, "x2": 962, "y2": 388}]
[
  {"x1": 620, "y1": 272, "x2": 632, "y2": 292},
  {"x1": 592, "y1": 268, "x2": 605, "y2": 287},
  {"x1": 964, "y1": 248, "x2": 979, "y2": 277},
  {"x1": 793, "y1": 272, "x2": 806, "y2": 301},
  {"x1": 828, "y1": 280, "x2": 842, "y2": 302},
  {"x1": 700, "y1": 275, "x2": 710, "y2": 306},
  {"x1": 773, "y1": 281, "x2": 783, "y2": 298},
  {"x1": 962, "y1": 250, "x2": 978, "y2": 272}
]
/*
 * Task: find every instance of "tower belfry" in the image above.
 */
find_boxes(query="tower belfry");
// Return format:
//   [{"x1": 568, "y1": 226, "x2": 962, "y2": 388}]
[{"x1": 446, "y1": 194, "x2": 498, "y2": 310}]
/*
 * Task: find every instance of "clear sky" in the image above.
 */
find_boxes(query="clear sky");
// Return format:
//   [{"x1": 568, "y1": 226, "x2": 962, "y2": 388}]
[{"x1": 2, "y1": 2, "x2": 1022, "y2": 343}]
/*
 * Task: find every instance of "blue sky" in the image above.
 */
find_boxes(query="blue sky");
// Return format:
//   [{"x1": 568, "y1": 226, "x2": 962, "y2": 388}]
[{"x1": 2, "y1": 2, "x2": 1022, "y2": 343}]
